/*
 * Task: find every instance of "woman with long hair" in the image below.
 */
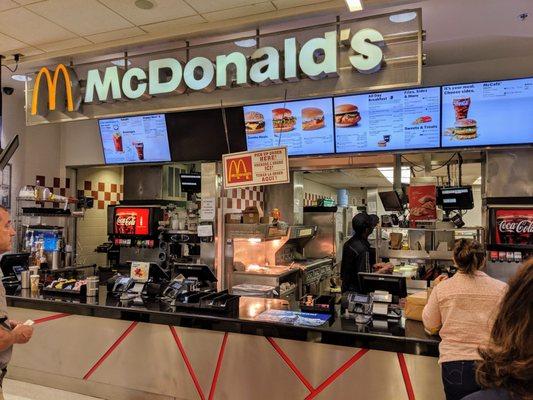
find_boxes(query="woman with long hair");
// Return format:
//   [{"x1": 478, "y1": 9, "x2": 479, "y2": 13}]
[
  {"x1": 463, "y1": 259, "x2": 533, "y2": 400},
  {"x1": 423, "y1": 239, "x2": 508, "y2": 400}
]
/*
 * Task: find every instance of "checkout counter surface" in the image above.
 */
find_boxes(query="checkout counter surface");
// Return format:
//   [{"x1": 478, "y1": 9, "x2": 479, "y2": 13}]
[{"x1": 7, "y1": 288, "x2": 439, "y2": 357}]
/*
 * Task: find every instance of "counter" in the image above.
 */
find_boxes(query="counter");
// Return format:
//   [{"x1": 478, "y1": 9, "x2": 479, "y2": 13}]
[{"x1": 6, "y1": 289, "x2": 444, "y2": 400}]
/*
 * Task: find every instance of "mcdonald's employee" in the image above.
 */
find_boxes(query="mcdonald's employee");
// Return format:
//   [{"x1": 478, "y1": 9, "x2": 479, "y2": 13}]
[
  {"x1": 340, "y1": 212, "x2": 393, "y2": 293},
  {"x1": 0, "y1": 206, "x2": 33, "y2": 397}
]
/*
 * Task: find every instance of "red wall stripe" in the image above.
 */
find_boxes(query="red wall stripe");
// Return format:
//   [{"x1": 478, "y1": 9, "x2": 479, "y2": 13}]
[
  {"x1": 83, "y1": 321, "x2": 138, "y2": 380},
  {"x1": 397, "y1": 353, "x2": 416, "y2": 400},
  {"x1": 305, "y1": 348, "x2": 369, "y2": 400},
  {"x1": 34, "y1": 313, "x2": 70, "y2": 324},
  {"x1": 266, "y1": 337, "x2": 315, "y2": 393},
  {"x1": 208, "y1": 332, "x2": 229, "y2": 400},
  {"x1": 169, "y1": 326, "x2": 206, "y2": 400}
]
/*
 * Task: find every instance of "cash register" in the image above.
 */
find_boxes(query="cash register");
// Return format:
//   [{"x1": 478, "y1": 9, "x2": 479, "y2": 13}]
[
  {"x1": 344, "y1": 272, "x2": 407, "y2": 322},
  {"x1": 0, "y1": 253, "x2": 30, "y2": 292}
]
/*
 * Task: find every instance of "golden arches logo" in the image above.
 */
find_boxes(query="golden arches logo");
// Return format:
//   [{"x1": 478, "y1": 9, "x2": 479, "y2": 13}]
[
  {"x1": 228, "y1": 159, "x2": 252, "y2": 181},
  {"x1": 31, "y1": 64, "x2": 76, "y2": 115}
]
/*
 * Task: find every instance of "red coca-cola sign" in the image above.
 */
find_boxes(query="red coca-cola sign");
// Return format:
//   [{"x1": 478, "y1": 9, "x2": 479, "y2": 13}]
[
  {"x1": 114, "y1": 208, "x2": 150, "y2": 235},
  {"x1": 494, "y1": 209, "x2": 533, "y2": 246}
]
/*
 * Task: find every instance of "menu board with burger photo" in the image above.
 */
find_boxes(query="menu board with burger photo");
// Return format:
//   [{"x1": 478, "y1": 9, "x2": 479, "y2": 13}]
[
  {"x1": 244, "y1": 98, "x2": 335, "y2": 156},
  {"x1": 334, "y1": 87, "x2": 441, "y2": 153},
  {"x1": 442, "y1": 77, "x2": 533, "y2": 147},
  {"x1": 98, "y1": 114, "x2": 171, "y2": 164}
]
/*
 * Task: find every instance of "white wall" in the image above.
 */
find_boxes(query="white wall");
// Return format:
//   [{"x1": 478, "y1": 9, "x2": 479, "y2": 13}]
[
  {"x1": 60, "y1": 119, "x2": 104, "y2": 167},
  {"x1": 462, "y1": 185, "x2": 482, "y2": 227}
]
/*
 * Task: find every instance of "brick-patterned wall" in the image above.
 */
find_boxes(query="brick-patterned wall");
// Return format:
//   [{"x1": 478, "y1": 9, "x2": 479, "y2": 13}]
[
  {"x1": 34, "y1": 175, "x2": 72, "y2": 207},
  {"x1": 78, "y1": 181, "x2": 124, "y2": 210},
  {"x1": 222, "y1": 186, "x2": 264, "y2": 213}
]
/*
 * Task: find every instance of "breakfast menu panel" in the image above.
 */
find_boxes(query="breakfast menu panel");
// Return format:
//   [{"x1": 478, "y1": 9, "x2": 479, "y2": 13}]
[
  {"x1": 99, "y1": 114, "x2": 171, "y2": 164},
  {"x1": 244, "y1": 98, "x2": 335, "y2": 156},
  {"x1": 334, "y1": 87, "x2": 441, "y2": 153},
  {"x1": 442, "y1": 77, "x2": 533, "y2": 147}
]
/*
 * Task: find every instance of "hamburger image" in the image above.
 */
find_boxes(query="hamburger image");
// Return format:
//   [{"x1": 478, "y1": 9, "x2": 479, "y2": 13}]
[
  {"x1": 272, "y1": 108, "x2": 296, "y2": 133},
  {"x1": 454, "y1": 118, "x2": 477, "y2": 140},
  {"x1": 244, "y1": 111, "x2": 265, "y2": 134},
  {"x1": 335, "y1": 104, "x2": 361, "y2": 127},
  {"x1": 302, "y1": 107, "x2": 325, "y2": 131}
]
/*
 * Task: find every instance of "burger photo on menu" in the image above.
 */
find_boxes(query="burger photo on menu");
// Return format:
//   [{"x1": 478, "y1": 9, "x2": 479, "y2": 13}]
[
  {"x1": 453, "y1": 118, "x2": 478, "y2": 140},
  {"x1": 244, "y1": 111, "x2": 265, "y2": 134},
  {"x1": 335, "y1": 104, "x2": 361, "y2": 127},
  {"x1": 302, "y1": 107, "x2": 325, "y2": 130},
  {"x1": 272, "y1": 108, "x2": 296, "y2": 133}
]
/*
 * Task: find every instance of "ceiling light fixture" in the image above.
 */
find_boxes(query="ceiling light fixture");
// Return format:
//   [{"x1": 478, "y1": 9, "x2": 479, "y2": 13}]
[
  {"x1": 11, "y1": 74, "x2": 31, "y2": 82},
  {"x1": 111, "y1": 59, "x2": 132, "y2": 67},
  {"x1": 344, "y1": 0, "x2": 363, "y2": 12},
  {"x1": 234, "y1": 38, "x2": 257, "y2": 48},
  {"x1": 377, "y1": 167, "x2": 411, "y2": 185},
  {"x1": 135, "y1": 0, "x2": 154, "y2": 10},
  {"x1": 389, "y1": 11, "x2": 417, "y2": 23}
]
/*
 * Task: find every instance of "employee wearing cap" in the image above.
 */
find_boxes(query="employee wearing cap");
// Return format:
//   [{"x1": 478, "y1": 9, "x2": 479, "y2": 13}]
[
  {"x1": 340, "y1": 212, "x2": 393, "y2": 293},
  {"x1": 0, "y1": 206, "x2": 33, "y2": 398}
]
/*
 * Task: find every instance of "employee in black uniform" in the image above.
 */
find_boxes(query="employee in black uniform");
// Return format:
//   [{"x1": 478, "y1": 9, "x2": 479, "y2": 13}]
[{"x1": 340, "y1": 212, "x2": 393, "y2": 293}]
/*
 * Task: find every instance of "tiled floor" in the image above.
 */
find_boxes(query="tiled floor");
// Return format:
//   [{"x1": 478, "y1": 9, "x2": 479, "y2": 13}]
[{"x1": 3, "y1": 379, "x2": 103, "y2": 400}]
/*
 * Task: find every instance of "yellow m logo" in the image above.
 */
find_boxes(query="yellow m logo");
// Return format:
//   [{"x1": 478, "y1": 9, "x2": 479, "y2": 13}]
[
  {"x1": 31, "y1": 64, "x2": 81, "y2": 116},
  {"x1": 228, "y1": 159, "x2": 252, "y2": 180}
]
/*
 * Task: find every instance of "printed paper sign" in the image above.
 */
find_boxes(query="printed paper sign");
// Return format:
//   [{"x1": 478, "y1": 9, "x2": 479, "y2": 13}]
[{"x1": 408, "y1": 185, "x2": 437, "y2": 222}]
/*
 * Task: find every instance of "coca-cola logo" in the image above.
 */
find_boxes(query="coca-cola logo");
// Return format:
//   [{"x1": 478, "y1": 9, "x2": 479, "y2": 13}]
[
  {"x1": 498, "y1": 219, "x2": 533, "y2": 234},
  {"x1": 116, "y1": 215, "x2": 136, "y2": 226}
]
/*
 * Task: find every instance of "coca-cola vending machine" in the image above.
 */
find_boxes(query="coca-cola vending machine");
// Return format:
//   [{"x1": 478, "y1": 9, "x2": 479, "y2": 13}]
[
  {"x1": 111, "y1": 206, "x2": 163, "y2": 248},
  {"x1": 487, "y1": 205, "x2": 532, "y2": 280}
]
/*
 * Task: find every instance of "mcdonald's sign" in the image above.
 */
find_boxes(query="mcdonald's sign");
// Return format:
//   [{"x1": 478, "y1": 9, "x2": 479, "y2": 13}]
[
  {"x1": 222, "y1": 147, "x2": 289, "y2": 189},
  {"x1": 31, "y1": 64, "x2": 82, "y2": 116}
]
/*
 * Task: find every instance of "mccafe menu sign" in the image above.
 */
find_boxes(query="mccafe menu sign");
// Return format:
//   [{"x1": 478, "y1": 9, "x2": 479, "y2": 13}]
[{"x1": 26, "y1": 10, "x2": 423, "y2": 125}]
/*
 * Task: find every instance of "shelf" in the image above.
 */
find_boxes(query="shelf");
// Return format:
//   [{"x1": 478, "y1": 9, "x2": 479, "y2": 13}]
[
  {"x1": 19, "y1": 213, "x2": 82, "y2": 219},
  {"x1": 380, "y1": 249, "x2": 453, "y2": 261}
]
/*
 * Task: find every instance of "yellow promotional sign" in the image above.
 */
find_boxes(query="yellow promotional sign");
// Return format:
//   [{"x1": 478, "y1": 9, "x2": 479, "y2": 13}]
[{"x1": 31, "y1": 64, "x2": 81, "y2": 116}]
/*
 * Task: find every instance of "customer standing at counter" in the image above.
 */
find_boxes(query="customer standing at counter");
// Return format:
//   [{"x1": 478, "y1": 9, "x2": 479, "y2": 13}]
[
  {"x1": 463, "y1": 259, "x2": 533, "y2": 400},
  {"x1": 340, "y1": 213, "x2": 393, "y2": 292},
  {"x1": 0, "y1": 206, "x2": 33, "y2": 399},
  {"x1": 423, "y1": 239, "x2": 507, "y2": 400}
]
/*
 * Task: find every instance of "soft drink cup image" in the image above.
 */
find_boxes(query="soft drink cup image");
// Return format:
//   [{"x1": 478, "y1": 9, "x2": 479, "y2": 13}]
[
  {"x1": 134, "y1": 142, "x2": 144, "y2": 160},
  {"x1": 113, "y1": 132, "x2": 123, "y2": 152},
  {"x1": 452, "y1": 97, "x2": 471, "y2": 120}
]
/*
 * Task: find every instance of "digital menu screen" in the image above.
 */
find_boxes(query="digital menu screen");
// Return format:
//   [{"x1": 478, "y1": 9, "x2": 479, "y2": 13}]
[
  {"x1": 442, "y1": 77, "x2": 533, "y2": 147},
  {"x1": 244, "y1": 98, "x2": 335, "y2": 156},
  {"x1": 99, "y1": 114, "x2": 171, "y2": 164},
  {"x1": 334, "y1": 87, "x2": 441, "y2": 153}
]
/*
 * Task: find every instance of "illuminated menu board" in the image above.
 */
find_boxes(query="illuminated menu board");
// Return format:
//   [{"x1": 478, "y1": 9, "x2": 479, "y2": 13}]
[
  {"x1": 334, "y1": 87, "x2": 441, "y2": 153},
  {"x1": 442, "y1": 77, "x2": 533, "y2": 147},
  {"x1": 244, "y1": 98, "x2": 335, "y2": 156},
  {"x1": 99, "y1": 114, "x2": 171, "y2": 164}
]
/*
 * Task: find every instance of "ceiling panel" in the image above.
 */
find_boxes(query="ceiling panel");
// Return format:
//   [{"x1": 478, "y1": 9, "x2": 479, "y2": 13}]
[
  {"x1": 37, "y1": 37, "x2": 92, "y2": 52},
  {"x1": 99, "y1": 0, "x2": 197, "y2": 25},
  {"x1": 0, "y1": 7, "x2": 76, "y2": 45},
  {"x1": 273, "y1": 0, "x2": 331, "y2": 10},
  {"x1": 203, "y1": 2, "x2": 276, "y2": 22},
  {"x1": 0, "y1": 0, "x2": 18, "y2": 12},
  {"x1": 188, "y1": 0, "x2": 270, "y2": 14},
  {"x1": 140, "y1": 15, "x2": 206, "y2": 34},
  {"x1": 0, "y1": 31, "x2": 25, "y2": 52},
  {"x1": 11, "y1": 45, "x2": 44, "y2": 57},
  {"x1": 87, "y1": 27, "x2": 146, "y2": 43},
  {"x1": 27, "y1": 0, "x2": 133, "y2": 36},
  {"x1": 12, "y1": 0, "x2": 42, "y2": 3}
]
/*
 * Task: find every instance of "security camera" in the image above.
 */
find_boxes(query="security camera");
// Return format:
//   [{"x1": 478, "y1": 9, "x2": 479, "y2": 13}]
[{"x1": 2, "y1": 87, "x2": 14, "y2": 95}]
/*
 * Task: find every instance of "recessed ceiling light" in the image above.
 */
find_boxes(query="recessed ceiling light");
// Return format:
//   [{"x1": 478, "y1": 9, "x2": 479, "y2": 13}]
[
  {"x1": 389, "y1": 12, "x2": 417, "y2": 23},
  {"x1": 377, "y1": 167, "x2": 410, "y2": 184},
  {"x1": 135, "y1": 0, "x2": 154, "y2": 10},
  {"x1": 344, "y1": 0, "x2": 363, "y2": 12},
  {"x1": 11, "y1": 74, "x2": 31, "y2": 82},
  {"x1": 111, "y1": 59, "x2": 132, "y2": 67},
  {"x1": 234, "y1": 38, "x2": 257, "y2": 48}
]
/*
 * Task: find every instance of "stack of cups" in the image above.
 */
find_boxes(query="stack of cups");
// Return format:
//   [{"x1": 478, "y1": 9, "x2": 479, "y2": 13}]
[
  {"x1": 21, "y1": 271, "x2": 30, "y2": 289},
  {"x1": 30, "y1": 274, "x2": 40, "y2": 292},
  {"x1": 87, "y1": 276, "x2": 99, "y2": 297}
]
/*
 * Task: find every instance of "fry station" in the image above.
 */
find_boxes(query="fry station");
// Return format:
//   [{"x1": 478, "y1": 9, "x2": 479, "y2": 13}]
[{"x1": 0, "y1": 1, "x2": 531, "y2": 400}]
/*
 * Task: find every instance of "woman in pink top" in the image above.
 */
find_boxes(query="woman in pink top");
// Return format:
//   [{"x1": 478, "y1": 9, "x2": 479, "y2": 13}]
[{"x1": 423, "y1": 239, "x2": 507, "y2": 400}]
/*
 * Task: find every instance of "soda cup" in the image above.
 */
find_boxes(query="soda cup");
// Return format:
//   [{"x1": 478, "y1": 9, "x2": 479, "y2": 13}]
[
  {"x1": 453, "y1": 97, "x2": 471, "y2": 120},
  {"x1": 113, "y1": 132, "x2": 123, "y2": 152},
  {"x1": 133, "y1": 142, "x2": 144, "y2": 160}
]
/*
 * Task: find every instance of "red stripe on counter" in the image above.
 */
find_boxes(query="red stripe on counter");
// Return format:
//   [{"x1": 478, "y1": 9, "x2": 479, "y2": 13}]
[
  {"x1": 34, "y1": 313, "x2": 70, "y2": 324},
  {"x1": 266, "y1": 337, "x2": 314, "y2": 393},
  {"x1": 170, "y1": 326, "x2": 206, "y2": 400},
  {"x1": 83, "y1": 321, "x2": 138, "y2": 380},
  {"x1": 208, "y1": 332, "x2": 229, "y2": 400},
  {"x1": 397, "y1": 353, "x2": 416, "y2": 400},
  {"x1": 305, "y1": 348, "x2": 369, "y2": 400}
]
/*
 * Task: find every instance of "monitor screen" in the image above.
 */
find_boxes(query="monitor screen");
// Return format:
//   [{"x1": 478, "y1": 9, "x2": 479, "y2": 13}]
[
  {"x1": 180, "y1": 173, "x2": 201, "y2": 193},
  {"x1": 99, "y1": 114, "x2": 171, "y2": 164},
  {"x1": 378, "y1": 191, "x2": 404, "y2": 212},
  {"x1": 437, "y1": 186, "x2": 474, "y2": 210},
  {"x1": 244, "y1": 98, "x2": 335, "y2": 156},
  {"x1": 442, "y1": 77, "x2": 533, "y2": 147},
  {"x1": 334, "y1": 87, "x2": 441, "y2": 153}
]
